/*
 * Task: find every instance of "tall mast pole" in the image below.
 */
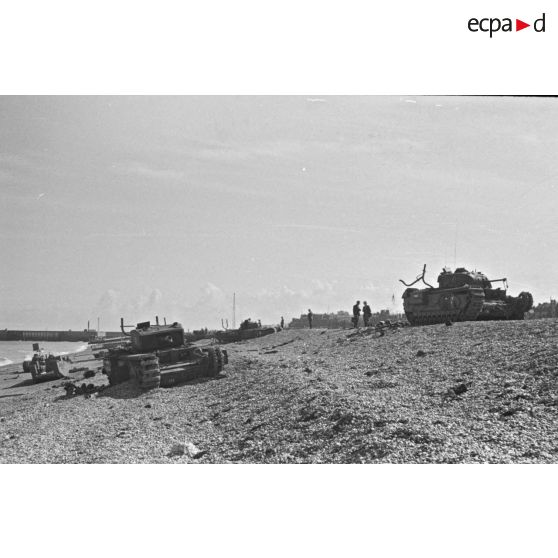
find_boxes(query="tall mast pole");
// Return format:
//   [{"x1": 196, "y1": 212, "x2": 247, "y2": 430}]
[
  {"x1": 233, "y1": 292, "x2": 236, "y2": 329},
  {"x1": 453, "y1": 223, "x2": 458, "y2": 268}
]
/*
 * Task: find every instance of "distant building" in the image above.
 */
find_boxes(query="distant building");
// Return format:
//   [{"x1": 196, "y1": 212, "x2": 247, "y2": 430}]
[
  {"x1": 526, "y1": 299, "x2": 557, "y2": 319},
  {"x1": 288, "y1": 309, "x2": 405, "y2": 329}
]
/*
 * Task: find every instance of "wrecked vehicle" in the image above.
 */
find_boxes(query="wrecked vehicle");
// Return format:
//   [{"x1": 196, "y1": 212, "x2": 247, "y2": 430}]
[
  {"x1": 102, "y1": 317, "x2": 228, "y2": 390},
  {"x1": 22, "y1": 344, "x2": 71, "y2": 383},
  {"x1": 400, "y1": 265, "x2": 534, "y2": 325},
  {"x1": 215, "y1": 318, "x2": 279, "y2": 344}
]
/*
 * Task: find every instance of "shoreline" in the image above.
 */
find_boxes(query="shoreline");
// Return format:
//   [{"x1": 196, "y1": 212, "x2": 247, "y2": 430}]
[{"x1": 0, "y1": 341, "x2": 90, "y2": 370}]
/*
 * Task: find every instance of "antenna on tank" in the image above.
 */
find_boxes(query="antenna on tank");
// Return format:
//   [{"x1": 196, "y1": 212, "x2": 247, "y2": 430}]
[{"x1": 232, "y1": 292, "x2": 236, "y2": 329}]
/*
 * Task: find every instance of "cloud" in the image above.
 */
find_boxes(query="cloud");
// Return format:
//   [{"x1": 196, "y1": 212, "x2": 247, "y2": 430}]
[
  {"x1": 273, "y1": 224, "x2": 361, "y2": 234},
  {"x1": 95, "y1": 289, "x2": 121, "y2": 315},
  {"x1": 91, "y1": 276, "x2": 404, "y2": 331},
  {"x1": 112, "y1": 162, "x2": 186, "y2": 181},
  {"x1": 92, "y1": 284, "x2": 231, "y2": 331}
]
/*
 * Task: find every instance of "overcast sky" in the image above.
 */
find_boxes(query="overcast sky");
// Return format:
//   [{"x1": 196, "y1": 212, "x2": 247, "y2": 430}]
[{"x1": 1, "y1": 96, "x2": 556, "y2": 330}]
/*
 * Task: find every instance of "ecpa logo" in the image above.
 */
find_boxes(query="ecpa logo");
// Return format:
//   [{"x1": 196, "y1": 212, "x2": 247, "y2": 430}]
[{"x1": 468, "y1": 13, "x2": 546, "y2": 37}]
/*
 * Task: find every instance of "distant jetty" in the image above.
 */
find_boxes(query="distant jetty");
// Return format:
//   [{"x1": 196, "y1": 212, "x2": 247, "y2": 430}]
[{"x1": 0, "y1": 329, "x2": 121, "y2": 342}]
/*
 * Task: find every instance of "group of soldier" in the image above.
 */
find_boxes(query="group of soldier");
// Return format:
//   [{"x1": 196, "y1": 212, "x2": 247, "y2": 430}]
[
  {"x1": 351, "y1": 300, "x2": 372, "y2": 327},
  {"x1": 302, "y1": 301, "x2": 373, "y2": 329}
]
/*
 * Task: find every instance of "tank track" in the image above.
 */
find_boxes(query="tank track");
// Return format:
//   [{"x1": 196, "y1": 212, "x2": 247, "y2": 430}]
[
  {"x1": 127, "y1": 354, "x2": 161, "y2": 390},
  {"x1": 405, "y1": 288, "x2": 485, "y2": 325}
]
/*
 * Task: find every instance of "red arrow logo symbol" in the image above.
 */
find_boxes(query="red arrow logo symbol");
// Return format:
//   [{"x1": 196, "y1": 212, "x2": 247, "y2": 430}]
[{"x1": 516, "y1": 19, "x2": 530, "y2": 31}]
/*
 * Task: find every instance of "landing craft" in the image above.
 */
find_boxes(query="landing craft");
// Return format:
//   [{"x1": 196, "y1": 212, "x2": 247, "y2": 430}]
[{"x1": 400, "y1": 265, "x2": 534, "y2": 325}]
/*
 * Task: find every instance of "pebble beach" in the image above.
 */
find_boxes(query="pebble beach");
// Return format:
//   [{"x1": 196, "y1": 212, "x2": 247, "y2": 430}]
[{"x1": 1, "y1": 319, "x2": 557, "y2": 464}]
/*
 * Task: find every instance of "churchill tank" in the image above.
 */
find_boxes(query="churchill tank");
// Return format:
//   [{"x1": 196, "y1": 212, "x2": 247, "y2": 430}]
[
  {"x1": 102, "y1": 317, "x2": 228, "y2": 390},
  {"x1": 215, "y1": 318, "x2": 279, "y2": 344},
  {"x1": 400, "y1": 265, "x2": 533, "y2": 325}
]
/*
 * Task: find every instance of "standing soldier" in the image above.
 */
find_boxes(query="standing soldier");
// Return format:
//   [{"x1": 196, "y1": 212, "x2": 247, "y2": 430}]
[
  {"x1": 307, "y1": 309, "x2": 313, "y2": 329},
  {"x1": 352, "y1": 301, "x2": 361, "y2": 328},
  {"x1": 362, "y1": 301, "x2": 372, "y2": 327},
  {"x1": 280, "y1": 316, "x2": 285, "y2": 328}
]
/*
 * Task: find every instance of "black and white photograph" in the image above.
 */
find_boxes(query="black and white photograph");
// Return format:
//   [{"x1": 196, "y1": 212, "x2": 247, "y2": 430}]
[
  {"x1": 1, "y1": 2, "x2": 557, "y2": 557},
  {"x1": 1, "y1": 95, "x2": 556, "y2": 464}
]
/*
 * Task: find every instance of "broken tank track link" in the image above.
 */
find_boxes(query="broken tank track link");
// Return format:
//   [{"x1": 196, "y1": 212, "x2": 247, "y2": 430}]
[{"x1": 126, "y1": 354, "x2": 161, "y2": 390}]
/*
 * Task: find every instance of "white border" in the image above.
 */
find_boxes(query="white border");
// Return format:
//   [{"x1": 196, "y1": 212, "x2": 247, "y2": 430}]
[{"x1": 0, "y1": 1, "x2": 556, "y2": 94}]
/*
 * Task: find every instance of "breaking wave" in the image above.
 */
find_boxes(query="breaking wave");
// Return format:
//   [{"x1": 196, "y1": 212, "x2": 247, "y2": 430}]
[{"x1": 0, "y1": 341, "x2": 89, "y2": 368}]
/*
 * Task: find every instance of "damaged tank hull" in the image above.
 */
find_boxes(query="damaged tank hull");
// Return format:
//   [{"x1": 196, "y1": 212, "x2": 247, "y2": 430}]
[
  {"x1": 102, "y1": 319, "x2": 228, "y2": 390},
  {"x1": 215, "y1": 327, "x2": 278, "y2": 344},
  {"x1": 215, "y1": 319, "x2": 280, "y2": 344},
  {"x1": 400, "y1": 266, "x2": 534, "y2": 326},
  {"x1": 23, "y1": 354, "x2": 71, "y2": 383}
]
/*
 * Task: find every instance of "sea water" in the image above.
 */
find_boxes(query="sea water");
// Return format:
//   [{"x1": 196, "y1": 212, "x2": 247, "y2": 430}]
[{"x1": 0, "y1": 340, "x2": 88, "y2": 367}]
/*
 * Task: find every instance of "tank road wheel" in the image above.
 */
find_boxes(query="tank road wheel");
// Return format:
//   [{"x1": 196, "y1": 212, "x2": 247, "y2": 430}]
[
  {"x1": 214, "y1": 347, "x2": 224, "y2": 373},
  {"x1": 518, "y1": 292, "x2": 534, "y2": 315},
  {"x1": 128, "y1": 355, "x2": 161, "y2": 390},
  {"x1": 104, "y1": 356, "x2": 131, "y2": 386},
  {"x1": 30, "y1": 363, "x2": 39, "y2": 384},
  {"x1": 202, "y1": 347, "x2": 219, "y2": 377}
]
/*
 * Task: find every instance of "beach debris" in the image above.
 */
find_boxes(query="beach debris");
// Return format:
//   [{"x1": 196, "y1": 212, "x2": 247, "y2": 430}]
[
  {"x1": 63, "y1": 382, "x2": 106, "y2": 397},
  {"x1": 452, "y1": 383, "x2": 469, "y2": 396},
  {"x1": 330, "y1": 409, "x2": 354, "y2": 430},
  {"x1": 167, "y1": 441, "x2": 206, "y2": 459},
  {"x1": 441, "y1": 382, "x2": 469, "y2": 403},
  {"x1": 167, "y1": 444, "x2": 185, "y2": 457},
  {"x1": 186, "y1": 442, "x2": 206, "y2": 458},
  {"x1": 500, "y1": 407, "x2": 523, "y2": 418}
]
